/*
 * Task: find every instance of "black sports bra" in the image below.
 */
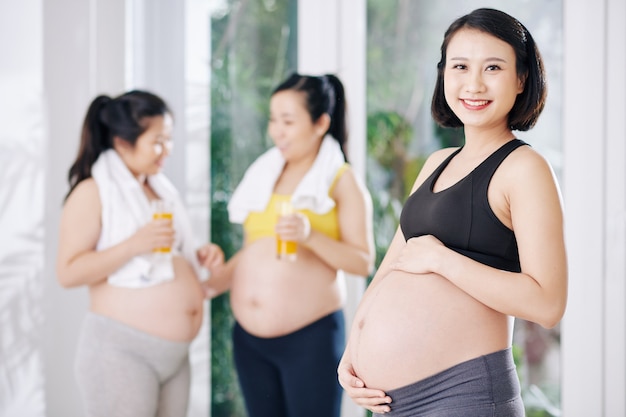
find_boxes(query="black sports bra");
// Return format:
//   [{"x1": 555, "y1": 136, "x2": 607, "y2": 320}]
[{"x1": 399, "y1": 139, "x2": 527, "y2": 272}]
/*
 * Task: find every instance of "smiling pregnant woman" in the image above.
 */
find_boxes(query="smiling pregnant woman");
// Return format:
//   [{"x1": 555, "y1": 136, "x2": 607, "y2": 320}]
[{"x1": 338, "y1": 8, "x2": 568, "y2": 417}]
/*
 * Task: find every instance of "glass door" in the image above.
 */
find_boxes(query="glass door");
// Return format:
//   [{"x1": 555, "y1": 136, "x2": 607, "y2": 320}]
[{"x1": 209, "y1": 1, "x2": 298, "y2": 415}]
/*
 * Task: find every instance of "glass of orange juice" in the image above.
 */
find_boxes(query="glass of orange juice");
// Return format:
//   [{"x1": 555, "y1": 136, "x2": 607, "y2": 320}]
[
  {"x1": 151, "y1": 199, "x2": 174, "y2": 254},
  {"x1": 276, "y1": 200, "x2": 297, "y2": 261}
]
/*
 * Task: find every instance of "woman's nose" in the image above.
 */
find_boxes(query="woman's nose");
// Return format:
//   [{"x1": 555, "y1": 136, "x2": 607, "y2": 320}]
[
  {"x1": 465, "y1": 71, "x2": 486, "y2": 93},
  {"x1": 163, "y1": 140, "x2": 174, "y2": 155},
  {"x1": 269, "y1": 126, "x2": 284, "y2": 142}
]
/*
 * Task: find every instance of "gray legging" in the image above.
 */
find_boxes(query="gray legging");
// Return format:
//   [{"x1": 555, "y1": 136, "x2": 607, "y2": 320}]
[
  {"x1": 75, "y1": 312, "x2": 191, "y2": 417},
  {"x1": 375, "y1": 348, "x2": 524, "y2": 417}
]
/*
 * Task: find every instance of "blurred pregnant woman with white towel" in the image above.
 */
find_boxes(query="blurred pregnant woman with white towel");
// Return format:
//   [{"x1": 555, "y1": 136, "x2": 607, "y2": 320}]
[{"x1": 56, "y1": 90, "x2": 224, "y2": 417}]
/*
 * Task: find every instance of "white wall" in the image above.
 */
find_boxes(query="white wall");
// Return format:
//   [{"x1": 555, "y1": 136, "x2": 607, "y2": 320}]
[
  {"x1": 561, "y1": 0, "x2": 626, "y2": 415},
  {"x1": 42, "y1": 1, "x2": 126, "y2": 416},
  {"x1": 0, "y1": 1, "x2": 46, "y2": 416}
]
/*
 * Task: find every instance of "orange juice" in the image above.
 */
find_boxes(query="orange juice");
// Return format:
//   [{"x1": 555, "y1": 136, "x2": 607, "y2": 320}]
[
  {"x1": 152, "y1": 212, "x2": 173, "y2": 221},
  {"x1": 151, "y1": 200, "x2": 174, "y2": 253},
  {"x1": 276, "y1": 238, "x2": 297, "y2": 260},
  {"x1": 276, "y1": 200, "x2": 297, "y2": 261}
]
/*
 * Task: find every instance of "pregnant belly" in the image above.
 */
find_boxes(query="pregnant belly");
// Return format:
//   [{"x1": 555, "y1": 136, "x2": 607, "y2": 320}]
[
  {"x1": 351, "y1": 270, "x2": 508, "y2": 391},
  {"x1": 230, "y1": 239, "x2": 342, "y2": 337},
  {"x1": 91, "y1": 255, "x2": 205, "y2": 342}
]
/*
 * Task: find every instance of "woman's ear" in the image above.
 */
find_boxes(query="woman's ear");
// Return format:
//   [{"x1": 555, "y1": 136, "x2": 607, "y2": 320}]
[
  {"x1": 112, "y1": 136, "x2": 132, "y2": 153},
  {"x1": 315, "y1": 113, "x2": 331, "y2": 136},
  {"x1": 517, "y1": 73, "x2": 527, "y2": 94}
]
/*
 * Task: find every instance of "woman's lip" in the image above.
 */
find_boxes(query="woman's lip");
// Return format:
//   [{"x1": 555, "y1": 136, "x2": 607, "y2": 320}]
[{"x1": 461, "y1": 99, "x2": 490, "y2": 109}]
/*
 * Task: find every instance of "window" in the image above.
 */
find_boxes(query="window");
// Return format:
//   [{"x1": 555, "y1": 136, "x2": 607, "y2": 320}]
[{"x1": 209, "y1": 1, "x2": 297, "y2": 415}]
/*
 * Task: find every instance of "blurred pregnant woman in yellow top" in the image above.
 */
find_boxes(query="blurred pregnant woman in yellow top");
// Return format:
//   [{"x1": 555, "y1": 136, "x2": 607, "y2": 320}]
[
  {"x1": 205, "y1": 73, "x2": 375, "y2": 417},
  {"x1": 56, "y1": 90, "x2": 224, "y2": 417}
]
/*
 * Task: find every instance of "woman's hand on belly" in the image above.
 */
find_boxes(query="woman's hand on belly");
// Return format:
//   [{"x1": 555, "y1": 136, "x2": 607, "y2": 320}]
[
  {"x1": 389, "y1": 235, "x2": 444, "y2": 275},
  {"x1": 338, "y1": 352, "x2": 392, "y2": 414}
]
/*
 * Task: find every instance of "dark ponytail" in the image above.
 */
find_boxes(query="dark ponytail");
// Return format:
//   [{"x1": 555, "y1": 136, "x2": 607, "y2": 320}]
[
  {"x1": 66, "y1": 95, "x2": 112, "y2": 198},
  {"x1": 66, "y1": 90, "x2": 170, "y2": 199},
  {"x1": 272, "y1": 73, "x2": 349, "y2": 162},
  {"x1": 323, "y1": 74, "x2": 348, "y2": 161}
]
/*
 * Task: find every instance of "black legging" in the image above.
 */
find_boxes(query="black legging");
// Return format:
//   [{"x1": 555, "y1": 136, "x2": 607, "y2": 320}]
[{"x1": 233, "y1": 310, "x2": 345, "y2": 417}]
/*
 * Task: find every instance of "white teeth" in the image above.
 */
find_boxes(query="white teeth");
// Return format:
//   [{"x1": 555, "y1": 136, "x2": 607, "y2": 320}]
[{"x1": 463, "y1": 99, "x2": 488, "y2": 106}]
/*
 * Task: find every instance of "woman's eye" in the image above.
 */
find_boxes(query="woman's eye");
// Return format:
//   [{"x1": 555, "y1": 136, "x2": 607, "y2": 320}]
[
  {"x1": 153, "y1": 141, "x2": 173, "y2": 155},
  {"x1": 486, "y1": 65, "x2": 501, "y2": 71}
]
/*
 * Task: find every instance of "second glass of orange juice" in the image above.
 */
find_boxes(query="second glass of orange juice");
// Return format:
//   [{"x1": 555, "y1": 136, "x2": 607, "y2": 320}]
[{"x1": 276, "y1": 200, "x2": 297, "y2": 261}]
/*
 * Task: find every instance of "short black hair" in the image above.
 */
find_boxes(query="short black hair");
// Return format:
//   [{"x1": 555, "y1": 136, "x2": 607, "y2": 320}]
[{"x1": 431, "y1": 8, "x2": 547, "y2": 131}]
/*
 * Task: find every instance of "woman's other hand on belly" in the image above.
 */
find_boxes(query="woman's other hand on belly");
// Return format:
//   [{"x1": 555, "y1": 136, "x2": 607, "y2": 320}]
[
  {"x1": 389, "y1": 235, "x2": 445, "y2": 275},
  {"x1": 338, "y1": 354, "x2": 392, "y2": 414}
]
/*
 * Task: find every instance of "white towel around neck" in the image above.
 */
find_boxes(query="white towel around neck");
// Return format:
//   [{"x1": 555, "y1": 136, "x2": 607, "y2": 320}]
[
  {"x1": 227, "y1": 136, "x2": 347, "y2": 224},
  {"x1": 91, "y1": 149, "x2": 203, "y2": 288}
]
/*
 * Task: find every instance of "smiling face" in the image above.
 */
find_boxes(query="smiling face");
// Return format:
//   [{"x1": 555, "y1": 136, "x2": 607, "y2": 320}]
[
  {"x1": 267, "y1": 90, "x2": 329, "y2": 163},
  {"x1": 443, "y1": 28, "x2": 524, "y2": 133},
  {"x1": 115, "y1": 113, "x2": 174, "y2": 178}
]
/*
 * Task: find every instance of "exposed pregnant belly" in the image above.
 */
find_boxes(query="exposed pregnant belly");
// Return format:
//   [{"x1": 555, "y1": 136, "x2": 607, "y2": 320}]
[
  {"x1": 230, "y1": 238, "x2": 342, "y2": 338},
  {"x1": 90, "y1": 255, "x2": 205, "y2": 342},
  {"x1": 351, "y1": 270, "x2": 509, "y2": 391}
]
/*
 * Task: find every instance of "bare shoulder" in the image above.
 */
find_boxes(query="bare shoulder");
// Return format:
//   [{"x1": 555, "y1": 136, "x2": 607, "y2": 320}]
[
  {"x1": 424, "y1": 147, "x2": 460, "y2": 169},
  {"x1": 333, "y1": 165, "x2": 369, "y2": 200},
  {"x1": 496, "y1": 144, "x2": 562, "y2": 207},
  {"x1": 502, "y1": 144, "x2": 557, "y2": 180},
  {"x1": 334, "y1": 165, "x2": 358, "y2": 186},
  {"x1": 408, "y1": 147, "x2": 460, "y2": 194},
  {"x1": 63, "y1": 178, "x2": 101, "y2": 212}
]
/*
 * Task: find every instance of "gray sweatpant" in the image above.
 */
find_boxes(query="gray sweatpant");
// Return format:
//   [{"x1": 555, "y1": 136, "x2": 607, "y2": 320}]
[
  {"x1": 75, "y1": 312, "x2": 191, "y2": 417},
  {"x1": 376, "y1": 348, "x2": 524, "y2": 417}
]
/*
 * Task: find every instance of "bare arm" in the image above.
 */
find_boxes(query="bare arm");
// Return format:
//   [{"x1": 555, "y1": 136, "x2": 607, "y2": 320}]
[
  {"x1": 202, "y1": 250, "x2": 241, "y2": 298},
  {"x1": 196, "y1": 243, "x2": 226, "y2": 274},
  {"x1": 56, "y1": 179, "x2": 174, "y2": 288},
  {"x1": 278, "y1": 168, "x2": 375, "y2": 277}
]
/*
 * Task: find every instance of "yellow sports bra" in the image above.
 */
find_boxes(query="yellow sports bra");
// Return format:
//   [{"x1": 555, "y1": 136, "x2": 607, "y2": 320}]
[{"x1": 244, "y1": 164, "x2": 350, "y2": 243}]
